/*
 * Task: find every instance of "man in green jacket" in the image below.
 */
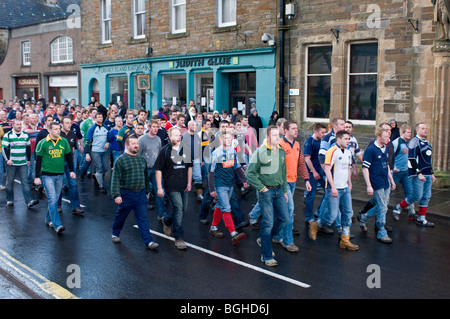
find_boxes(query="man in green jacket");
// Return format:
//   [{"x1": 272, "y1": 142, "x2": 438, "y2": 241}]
[{"x1": 246, "y1": 125, "x2": 289, "y2": 267}]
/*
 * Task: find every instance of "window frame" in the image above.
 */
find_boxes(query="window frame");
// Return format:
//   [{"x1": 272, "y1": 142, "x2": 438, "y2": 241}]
[
  {"x1": 21, "y1": 40, "x2": 31, "y2": 66},
  {"x1": 101, "y1": 0, "x2": 112, "y2": 44},
  {"x1": 346, "y1": 41, "x2": 378, "y2": 124},
  {"x1": 50, "y1": 37, "x2": 73, "y2": 64},
  {"x1": 171, "y1": 0, "x2": 186, "y2": 34},
  {"x1": 303, "y1": 44, "x2": 333, "y2": 122},
  {"x1": 218, "y1": 0, "x2": 236, "y2": 27},
  {"x1": 133, "y1": 0, "x2": 146, "y2": 39}
]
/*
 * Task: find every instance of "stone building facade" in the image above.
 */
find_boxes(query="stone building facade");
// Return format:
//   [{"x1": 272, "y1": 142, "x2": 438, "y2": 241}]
[
  {"x1": 0, "y1": 0, "x2": 82, "y2": 104},
  {"x1": 282, "y1": 0, "x2": 449, "y2": 172},
  {"x1": 80, "y1": 0, "x2": 279, "y2": 123}
]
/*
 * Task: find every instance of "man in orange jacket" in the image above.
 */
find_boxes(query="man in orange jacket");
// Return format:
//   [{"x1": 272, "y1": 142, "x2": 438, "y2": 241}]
[{"x1": 275, "y1": 120, "x2": 311, "y2": 252}]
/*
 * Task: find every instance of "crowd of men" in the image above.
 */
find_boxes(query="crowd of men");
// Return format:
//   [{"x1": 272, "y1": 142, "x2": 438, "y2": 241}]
[{"x1": 0, "y1": 96, "x2": 437, "y2": 266}]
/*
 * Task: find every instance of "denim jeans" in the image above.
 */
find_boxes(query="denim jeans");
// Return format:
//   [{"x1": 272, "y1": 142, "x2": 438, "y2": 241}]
[
  {"x1": 6, "y1": 164, "x2": 33, "y2": 203},
  {"x1": 0, "y1": 154, "x2": 5, "y2": 187},
  {"x1": 165, "y1": 191, "x2": 188, "y2": 240},
  {"x1": 91, "y1": 151, "x2": 111, "y2": 188},
  {"x1": 42, "y1": 174, "x2": 64, "y2": 229},
  {"x1": 216, "y1": 186, "x2": 234, "y2": 213},
  {"x1": 360, "y1": 188, "x2": 390, "y2": 239},
  {"x1": 274, "y1": 182, "x2": 296, "y2": 245},
  {"x1": 111, "y1": 150, "x2": 121, "y2": 165},
  {"x1": 393, "y1": 170, "x2": 412, "y2": 199},
  {"x1": 407, "y1": 175, "x2": 432, "y2": 208},
  {"x1": 148, "y1": 167, "x2": 167, "y2": 219},
  {"x1": 27, "y1": 153, "x2": 36, "y2": 186},
  {"x1": 319, "y1": 187, "x2": 353, "y2": 236},
  {"x1": 259, "y1": 186, "x2": 289, "y2": 261},
  {"x1": 193, "y1": 162, "x2": 204, "y2": 187},
  {"x1": 112, "y1": 189, "x2": 153, "y2": 245},
  {"x1": 58, "y1": 162, "x2": 81, "y2": 210},
  {"x1": 199, "y1": 163, "x2": 213, "y2": 221},
  {"x1": 304, "y1": 173, "x2": 326, "y2": 223},
  {"x1": 249, "y1": 191, "x2": 261, "y2": 223}
]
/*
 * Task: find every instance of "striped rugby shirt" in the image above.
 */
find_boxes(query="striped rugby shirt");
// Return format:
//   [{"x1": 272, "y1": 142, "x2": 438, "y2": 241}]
[
  {"x1": 1, "y1": 130, "x2": 31, "y2": 166},
  {"x1": 324, "y1": 145, "x2": 352, "y2": 189}
]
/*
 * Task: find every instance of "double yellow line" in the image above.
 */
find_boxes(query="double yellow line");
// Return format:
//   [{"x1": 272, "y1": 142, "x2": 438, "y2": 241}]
[{"x1": 0, "y1": 248, "x2": 78, "y2": 299}]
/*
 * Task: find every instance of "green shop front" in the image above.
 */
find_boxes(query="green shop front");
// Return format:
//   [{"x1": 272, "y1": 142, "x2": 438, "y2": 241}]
[{"x1": 80, "y1": 48, "x2": 276, "y2": 125}]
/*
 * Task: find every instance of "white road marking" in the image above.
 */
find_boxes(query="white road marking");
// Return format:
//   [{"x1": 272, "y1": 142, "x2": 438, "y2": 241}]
[{"x1": 134, "y1": 225, "x2": 311, "y2": 288}]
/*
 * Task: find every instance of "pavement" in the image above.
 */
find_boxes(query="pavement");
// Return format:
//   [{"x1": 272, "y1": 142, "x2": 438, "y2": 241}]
[{"x1": 0, "y1": 174, "x2": 449, "y2": 299}]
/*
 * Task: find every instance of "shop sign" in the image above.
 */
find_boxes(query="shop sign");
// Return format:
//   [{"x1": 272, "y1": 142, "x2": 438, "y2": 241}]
[
  {"x1": 137, "y1": 74, "x2": 150, "y2": 90},
  {"x1": 49, "y1": 75, "x2": 78, "y2": 87},
  {"x1": 170, "y1": 56, "x2": 238, "y2": 69},
  {"x1": 17, "y1": 77, "x2": 39, "y2": 87}
]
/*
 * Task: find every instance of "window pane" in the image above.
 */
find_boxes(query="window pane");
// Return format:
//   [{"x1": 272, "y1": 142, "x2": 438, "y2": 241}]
[
  {"x1": 109, "y1": 76, "x2": 128, "y2": 107},
  {"x1": 348, "y1": 75, "x2": 377, "y2": 121},
  {"x1": 103, "y1": 0, "x2": 111, "y2": 19},
  {"x1": 135, "y1": 0, "x2": 145, "y2": 12},
  {"x1": 104, "y1": 21, "x2": 111, "y2": 41},
  {"x1": 230, "y1": 73, "x2": 247, "y2": 91},
  {"x1": 136, "y1": 14, "x2": 144, "y2": 35},
  {"x1": 248, "y1": 72, "x2": 256, "y2": 91},
  {"x1": 174, "y1": 5, "x2": 186, "y2": 31},
  {"x1": 308, "y1": 46, "x2": 332, "y2": 74},
  {"x1": 162, "y1": 74, "x2": 187, "y2": 109},
  {"x1": 306, "y1": 75, "x2": 330, "y2": 118},
  {"x1": 350, "y1": 43, "x2": 378, "y2": 73},
  {"x1": 222, "y1": 0, "x2": 236, "y2": 24}
]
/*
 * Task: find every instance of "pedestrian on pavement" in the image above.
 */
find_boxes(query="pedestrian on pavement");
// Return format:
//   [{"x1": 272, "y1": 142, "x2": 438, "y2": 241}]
[
  {"x1": 181, "y1": 120, "x2": 203, "y2": 202},
  {"x1": 309, "y1": 130, "x2": 358, "y2": 250},
  {"x1": 392, "y1": 123, "x2": 436, "y2": 227},
  {"x1": 2, "y1": 119, "x2": 39, "y2": 208},
  {"x1": 116, "y1": 112, "x2": 136, "y2": 153},
  {"x1": 208, "y1": 131, "x2": 247, "y2": 245},
  {"x1": 358, "y1": 126, "x2": 396, "y2": 243},
  {"x1": 85, "y1": 112, "x2": 110, "y2": 194},
  {"x1": 313, "y1": 118, "x2": 346, "y2": 236},
  {"x1": 276, "y1": 120, "x2": 311, "y2": 252},
  {"x1": 35, "y1": 122, "x2": 75, "y2": 234},
  {"x1": 111, "y1": 135, "x2": 158, "y2": 250},
  {"x1": 304, "y1": 123, "x2": 327, "y2": 224},
  {"x1": 155, "y1": 127, "x2": 192, "y2": 250},
  {"x1": 138, "y1": 119, "x2": 167, "y2": 220},
  {"x1": 246, "y1": 125, "x2": 289, "y2": 267},
  {"x1": 59, "y1": 116, "x2": 85, "y2": 215},
  {"x1": 391, "y1": 124, "x2": 416, "y2": 220}
]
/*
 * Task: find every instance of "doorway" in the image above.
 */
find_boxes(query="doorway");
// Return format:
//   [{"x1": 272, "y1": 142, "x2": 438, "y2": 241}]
[{"x1": 229, "y1": 72, "x2": 256, "y2": 115}]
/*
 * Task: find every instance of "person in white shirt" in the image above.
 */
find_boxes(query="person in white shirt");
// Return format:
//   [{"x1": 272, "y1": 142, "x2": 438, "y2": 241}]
[{"x1": 309, "y1": 130, "x2": 358, "y2": 251}]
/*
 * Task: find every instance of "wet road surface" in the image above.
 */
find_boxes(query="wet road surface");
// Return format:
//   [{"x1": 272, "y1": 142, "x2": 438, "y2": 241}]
[{"x1": 0, "y1": 179, "x2": 449, "y2": 300}]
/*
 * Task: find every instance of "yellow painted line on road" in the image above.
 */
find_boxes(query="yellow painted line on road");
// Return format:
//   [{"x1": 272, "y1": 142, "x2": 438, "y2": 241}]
[{"x1": 0, "y1": 248, "x2": 78, "y2": 299}]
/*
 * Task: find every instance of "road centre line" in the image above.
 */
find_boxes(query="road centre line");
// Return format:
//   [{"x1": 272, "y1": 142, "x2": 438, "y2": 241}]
[{"x1": 148, "y1": 228, "x2": 311, "y2": 289}]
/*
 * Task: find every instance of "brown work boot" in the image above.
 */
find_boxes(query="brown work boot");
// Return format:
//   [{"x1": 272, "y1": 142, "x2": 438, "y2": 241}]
[
  {"x1": 308, "y1": 221, "x2": 319, "y2": 241},
  {"x1": 339, "y1": 234, "x2": 359, "y2": 251}
]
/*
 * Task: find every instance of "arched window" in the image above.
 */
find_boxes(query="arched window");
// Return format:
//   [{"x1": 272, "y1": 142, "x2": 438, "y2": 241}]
[{"x1": 51, "y1": 36, "x2": 73, "y2": 64}]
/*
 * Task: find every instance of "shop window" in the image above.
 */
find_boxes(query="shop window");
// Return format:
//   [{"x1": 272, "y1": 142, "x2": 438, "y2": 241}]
[
  {"x1": 51, "y1": 37, "x2": 73, "y2": 64},
  {"x1": 162, "y1": 74, "x2": 186, "y2": 110},
  {"x1": 109, "y1": 76, "x2": 128, "y2": 107},
  {"x1": 101, "y1": 0, "x2": 112, "y2": 43},
  {"x1": 347, "y1": 42, "x2": 378, "y2": 122},
  {"x1": 194, "y1": 73, "x2": 213, "y2": 112},
  {"x1": 171, "y1": 0, "x2": 186, "y2": 34},
  {"x1": 305, "y1": 45, "x2": 332, "y2": 119},
  {"x1": 229, "y1": 72, "x2": 256, "y2": 115},
  {"x1": 133, "y1": 0, "x2": 146, "y2": 39},
  {"x1": 21, "y1": 41, "x2": 31, "y2": 66},
  {"x1": 218, "y1": 0, "x2": 236, "y2": 27},
  {"x1": 133, "y1": 75, "x2": 146, "y2": 110}
]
